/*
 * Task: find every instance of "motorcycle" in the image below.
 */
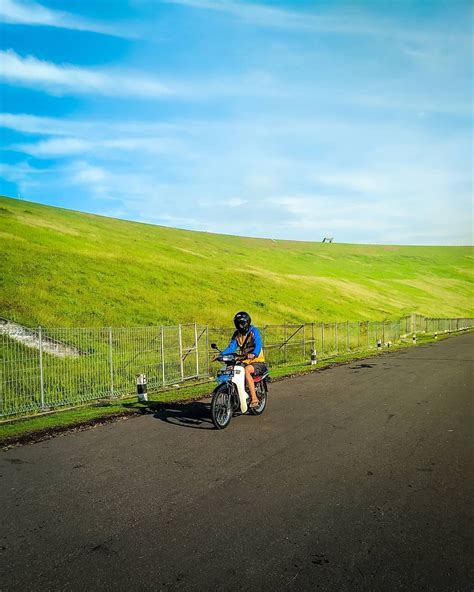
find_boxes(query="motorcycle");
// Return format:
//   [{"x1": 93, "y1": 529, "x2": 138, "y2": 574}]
[{"x1": 210, "y1": 343, "x2": 269, "y2": 429}]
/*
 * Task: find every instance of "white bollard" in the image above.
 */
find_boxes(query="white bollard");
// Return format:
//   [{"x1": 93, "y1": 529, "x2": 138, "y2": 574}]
[{"x1": 136, "y1": 373, "x2": 148, "y2": 402}]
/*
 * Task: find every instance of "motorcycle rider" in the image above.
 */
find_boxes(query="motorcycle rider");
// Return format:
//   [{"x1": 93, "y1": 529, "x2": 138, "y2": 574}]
[{"x1": 220, "y1": 311, "x2": 267, "y2": 409}]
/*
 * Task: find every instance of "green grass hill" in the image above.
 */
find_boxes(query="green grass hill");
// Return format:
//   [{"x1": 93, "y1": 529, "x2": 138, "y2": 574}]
[{"x1": 0, "y1": 195, "x2": 472, "y2": 327}]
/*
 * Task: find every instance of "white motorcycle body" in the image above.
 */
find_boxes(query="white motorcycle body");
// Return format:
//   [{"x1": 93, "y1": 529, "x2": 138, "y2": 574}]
[{"x1": 231, "y1": 364, "x2": 248, "y2": 413}]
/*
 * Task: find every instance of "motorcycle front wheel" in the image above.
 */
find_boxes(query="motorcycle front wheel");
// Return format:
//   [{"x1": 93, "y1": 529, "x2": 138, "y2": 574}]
[{"x1": 211, "y1": 383, "x2": 233, "y2": 429}]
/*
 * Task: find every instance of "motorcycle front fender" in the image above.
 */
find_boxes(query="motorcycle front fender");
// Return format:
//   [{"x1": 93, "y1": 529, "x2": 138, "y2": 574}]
[{"x1": 231, "y1": 365, "x2": 248, "y2": 413}]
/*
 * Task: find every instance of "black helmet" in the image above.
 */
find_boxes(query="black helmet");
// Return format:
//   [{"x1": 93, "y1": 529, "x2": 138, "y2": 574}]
[{"x1": 234, "y1": 311, "x2": 251, "y2": 335}]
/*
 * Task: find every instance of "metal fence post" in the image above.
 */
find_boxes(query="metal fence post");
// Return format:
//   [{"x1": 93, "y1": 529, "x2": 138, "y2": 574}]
[
  {"x1": 358, "y1": 321, "x2": 361, "y2": 349},
  {"x1": 284, "y1": 324, "x2": 288, "y2": 363},
  {"x1": 335, "y1": 322, "x2": 338, "y2": 352},
  {"x1": 161, "y1": 326, "x2": 166, "y2": 385},
  {"x1": 39, "y1": 326, "x2": 45, "y2": 410},
  {"x1": 205, "y1": 325, "x2": 210, "y2": 376},
  {"x1": 302, "y1": 324, "x2": 306, "y2": 361},
  {"x1": 194, "y1": 323, "x2": 199, "y2": 377},
  {"x1": 108, "y1": 327, "x2": 114, "y2": 397},
  {"x1": 321, "y1": 322, "x2": 325, "y2": 355},
  {"x1": 178, "y1": 324, "x2": 184, "y2": 380},
  {"x1": 346, "y1": 321, "x2": 350, "y2": 351}
]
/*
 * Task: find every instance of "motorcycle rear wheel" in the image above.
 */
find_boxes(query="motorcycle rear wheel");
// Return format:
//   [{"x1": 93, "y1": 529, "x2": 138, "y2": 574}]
[
  {"x1": 211, "y1": 384, "x2": 233, "y2": 429},
  {"x1": 249, "y1": 381, "x2": 267, "y2": 415}
]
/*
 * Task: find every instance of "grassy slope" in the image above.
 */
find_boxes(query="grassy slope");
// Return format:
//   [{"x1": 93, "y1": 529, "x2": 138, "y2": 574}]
[{"x1": 0, "y1": 195, "x2": 472, "y2": 327}]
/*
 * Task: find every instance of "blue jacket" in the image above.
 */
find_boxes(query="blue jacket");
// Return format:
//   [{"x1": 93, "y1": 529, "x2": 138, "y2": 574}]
[{"x1": 221, "y1": 325, "x2": 265, "y2": 363}]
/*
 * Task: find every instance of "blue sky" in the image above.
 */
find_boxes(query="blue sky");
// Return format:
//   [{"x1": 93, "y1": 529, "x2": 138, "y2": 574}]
[{"x1": 0, "y1": 0, "x2": 472, "y2": 244}]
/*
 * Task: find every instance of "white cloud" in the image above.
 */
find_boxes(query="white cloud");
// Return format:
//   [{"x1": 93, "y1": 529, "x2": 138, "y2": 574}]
[
  {"x1": 11, "y1": 136, "x2": 182, "y2": 157},
  {"x1": 168, "y1": 0, "x2": 382, "y2": 35},
  {"x1": 1, "y1": 104, "x2": 470, "y2": 245},
  {"x1": 0, "y1": 161, "x2": 49, "y2": 179},
  {"x1": 13, "y1": 137, "x2": 90, "y2": 156},
  {"x1": 309, "y1": 173, "x2": 385, "y2": 194},
  {"x1": 198, "y1": 197, "x2": 247, "y2": 208},
  {"x1": 0, "y1": 0, "x2": 135, "y2": 38},
  {"x1": 168, "y1": 0, "x2": 467, "y2": 47},
  {"x1": 261, "y1": 157, "x2": 472, "y2": 243},
  {"x1": 350, "y1": 89, "x2": 472, "y2": 117},
  {"x1": 0, "y1": 50, "x2": 283, "y2": 100},
  {"x1": 155, "y1": 213, "x2": 208, "y2": 227},
  {"x1": 0, "y1": 112, "x2": 75, "y2": 135},
  {"x1": 227, "y1": 198, "x2": 247, "y2": 207},
  {"x1": 270, "y1": 194, "x2": 395, "y2": 220},
  {"x1": 0, "y1": 112, "x2": 183, "y2": 137},
  {"x1": 0, "y1": 50, "x2": 173, "y2": 98},
  {"x1": 64, "y1": 161, "x2": 174, "y2": 204},
  {"x1": 70, "y1": 163, "x2": 108, "y2": 185}
]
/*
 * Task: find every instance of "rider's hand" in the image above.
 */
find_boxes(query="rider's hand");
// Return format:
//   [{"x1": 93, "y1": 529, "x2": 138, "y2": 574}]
[{"x1": 247, "y1": 353, "x2": 256, "y2": 360}]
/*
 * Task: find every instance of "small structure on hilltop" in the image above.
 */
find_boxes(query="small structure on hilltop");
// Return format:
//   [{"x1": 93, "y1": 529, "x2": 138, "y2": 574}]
[{"x1": 322, "y1": 237, "x2": 334, "y2": 243}]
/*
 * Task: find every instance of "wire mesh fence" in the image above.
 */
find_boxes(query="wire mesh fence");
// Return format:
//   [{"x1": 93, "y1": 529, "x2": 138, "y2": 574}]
[
  {"x1": 1, "y1": 314, "x2": 473, "y2": 418},
  {"x1": 0, "y1": 322, "x2": 208, "y2": 417}
]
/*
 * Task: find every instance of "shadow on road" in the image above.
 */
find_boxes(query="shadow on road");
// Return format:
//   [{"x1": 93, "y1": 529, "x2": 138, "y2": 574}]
[
  {"x1": 125, "y1": 400, "x2": 215, "y2": 430},
  {"x1": 154, "y1": 402, "x2": 215, "y2": 430}
]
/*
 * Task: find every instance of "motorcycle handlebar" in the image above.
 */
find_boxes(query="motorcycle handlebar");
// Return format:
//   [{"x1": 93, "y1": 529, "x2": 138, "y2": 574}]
[{"x1": 215, "y1": 353, "x2": 246, "y2": 362}]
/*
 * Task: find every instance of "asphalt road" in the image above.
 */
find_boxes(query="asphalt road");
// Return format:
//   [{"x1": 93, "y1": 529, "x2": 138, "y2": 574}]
[{"x1": 1, "y1": 334, "x2": 473, "y2": 592}]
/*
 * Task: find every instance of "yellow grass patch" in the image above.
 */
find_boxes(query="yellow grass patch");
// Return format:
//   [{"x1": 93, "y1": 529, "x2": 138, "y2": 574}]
[
  {"x1": 17, "y1": 216, "x2": 80, "y2": 236},
  {"x1": 174, "y1": 247, "x2": 209, "y2": 259},
  {"x1": 0, "y1": 231, "x2": 26, "y2": 242}
]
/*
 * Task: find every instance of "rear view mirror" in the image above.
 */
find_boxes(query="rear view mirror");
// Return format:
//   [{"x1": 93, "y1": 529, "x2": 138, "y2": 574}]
[{"x1": 211, "y1": 343, "x2": 219, "y2": 350}]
